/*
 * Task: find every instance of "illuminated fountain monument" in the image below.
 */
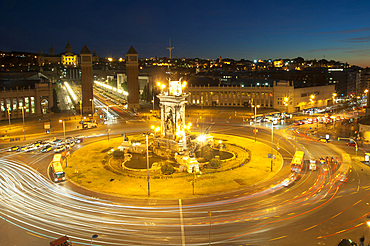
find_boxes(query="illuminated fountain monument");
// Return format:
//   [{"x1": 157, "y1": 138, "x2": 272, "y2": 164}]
[{"x1": 155, "y1": 78, "x2": 201, "y2": 172}]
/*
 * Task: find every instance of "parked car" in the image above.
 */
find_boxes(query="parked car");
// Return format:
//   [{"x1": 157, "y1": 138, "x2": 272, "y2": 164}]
[
  {"x1": 41, "y1": 145, "x2": 52, "y2": 153},
  {"x1": 8, "y1": 146, "x2": 19, "y2": 151},
  {"x1": 51, "y1": 139, "x2": 63, "y2": 146},
  {"x1": 24, "y1": 144, "x2": 37, "y2": 152},
  {"x1": 66, "y1": 141, "x2": 75, "y2": 148},
  {"x1": 18, "y1": 145, "x2": 29, "y2": 152},
  {"x1": 33, "y1": 141, "x2": 43, "y2": 147},
  {"x1": 54, "y1": 145, "x2": 66, "y2": 153}
]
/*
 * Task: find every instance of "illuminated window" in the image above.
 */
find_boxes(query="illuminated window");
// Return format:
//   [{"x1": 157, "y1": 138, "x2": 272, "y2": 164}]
[
  {"x1": 25, "y1": 97, "x2": 29, "y2": 112},
  {"x1": 1, "y1": 99, "x2": 4, "y2": 111},
  {"x1": 12, "y1": 98, "x2": 17, "y2": 111},
  {"x1": 31, "y1": 97, "x2": 35, "y2": 113},
  {"x1": 6, "y1": 98, "x2": 10, "y2": 111}
]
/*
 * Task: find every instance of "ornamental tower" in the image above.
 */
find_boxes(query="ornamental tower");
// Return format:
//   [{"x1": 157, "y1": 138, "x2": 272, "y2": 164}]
[
  {"x1": 126, "y1": 46, "x2": 140, "y2": 110},
  {"x1": 80, "y1": 45, "x2": 93, "y2": 115},
  {"x1": 156, "y1": 79, "x2": 189, "y2": 153}
]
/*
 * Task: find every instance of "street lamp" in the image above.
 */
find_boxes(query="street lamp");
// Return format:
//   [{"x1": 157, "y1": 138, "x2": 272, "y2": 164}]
[
  {"x1": 59, "y1": 119, "x2": 67, "y2": 167},
  {"x1": 284, "y1": 97, "x2": 289, "y2": 114},
  {"x1": 106, "y1": 105, "x2": 111, "y2": 140},
  {"x1": 19, "y1": 106, "x2": 26, "y2": 140},
  {"x1": 90, "y1": 234, "x2": 98, "y2": 246},
  {"x1": 270, "y1": 122, "x2": 274, "y2": 172},
  {"x1": 79, "y1": 100, "x2": 82, "y2": 120},
  {"x1": 7, "y1": 108, "x2": 11, "y2": 129},
  {"x1": 143, "y1": 133, "x2": 151, "y2": 196},
  {"x1": 90, "y1": 98, "x2": 95, "y2": 116},
  {"x1": 252, "y1": 104, "x2": 260, "y2": 142}
]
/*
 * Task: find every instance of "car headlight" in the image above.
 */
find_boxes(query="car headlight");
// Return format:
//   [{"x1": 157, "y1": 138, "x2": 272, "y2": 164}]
[{"x1": 54, "y1": 178, "x2": 58, "y2": 182}]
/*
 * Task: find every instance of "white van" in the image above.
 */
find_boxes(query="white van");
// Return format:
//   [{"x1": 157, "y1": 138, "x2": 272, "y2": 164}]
[{"x1": 309, "y1": 159, "x2": 317, "y2": 171}]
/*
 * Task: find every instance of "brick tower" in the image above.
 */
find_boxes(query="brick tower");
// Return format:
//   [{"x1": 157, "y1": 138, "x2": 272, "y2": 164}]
[
  {"x1": 80, "y1": 45, "x2": 93, "y2": 115},
  {"x1": 126, "y1": 46, "x2": 140, "y2": 110}
]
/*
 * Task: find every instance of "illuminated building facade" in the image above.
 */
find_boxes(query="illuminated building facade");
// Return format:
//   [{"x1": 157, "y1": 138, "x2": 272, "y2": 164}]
[
  {"x1": 61, "y1": 41, "x2": 78, "y2": 66},
  {"x1": 186, "y1": 81, "x2": 335, "y2": 113},
  {"x1": 0, "y1": 72, "x2": 53, "y2": 120}
]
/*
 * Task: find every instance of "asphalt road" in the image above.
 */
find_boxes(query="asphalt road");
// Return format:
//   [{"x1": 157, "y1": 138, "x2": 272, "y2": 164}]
[{"x1": 1, "y1": 104, "x2": 370, "y2": 245}]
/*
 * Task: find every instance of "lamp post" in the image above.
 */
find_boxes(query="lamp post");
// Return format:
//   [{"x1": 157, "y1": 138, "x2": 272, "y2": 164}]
[
  {"x1": 79, "y1": 100, "x2": 82, "y2": 121},
  {"x1": 106, "y1": 105, "x2": 110, "y2": 140},
  {"x1": 270, "y1": 122, "x2": 274, "y2": 172},
  {"x1": 19, "y1": 106, "x2": 26, "y2": 140},
  {"x1": 7, "y1": 108, "x2": 11, "y2": 129},
  {"x1": 208, "y1": 210, "x2": 212, "y2": 246},
  {"x1": 90, "y1": 234, "x2": 98, "y2": 246},
  {"x1": 90, "y1": 98, "x2": 95, "y2": 117},
  {"x1": 59, "y1": 119, "x2": 67, "y2": 167},
  {"x1": 363, "y1": 90, "x2": 368, "y2": 114},
  {"x1": 253, "y1": 104, "x2": 260, "y2": 142},
  {"x1": 310, "y1": 94, "x2": 315, "y2": 113},
  {"x1": 284, "y1": 96, "x2": 289, "y2": 115},
  {"x1": 143, "y1": 133, "x2": 150, "y2": 196},
  {"x1": 192, "y1": 166, "x2": 195, "y2": 195}
]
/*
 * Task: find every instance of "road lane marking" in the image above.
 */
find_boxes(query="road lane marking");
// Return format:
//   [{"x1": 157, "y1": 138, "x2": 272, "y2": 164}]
[
  {"x1": 179, "y1": 199, "x2": 186, "y2": 246},
  {"x1": 27, "y1": 232, "x2": 47, "y2": 239},
  {"x1": 303, "y1": 224, "x2": 317, "y2": 231},
  {"x1": 269, "y1": 235, "x2": 287, "y2": 241}
]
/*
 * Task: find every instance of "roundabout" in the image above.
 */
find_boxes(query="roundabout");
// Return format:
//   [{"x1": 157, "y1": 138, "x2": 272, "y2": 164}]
[{"x1": 65, "y1": 133, "x2": 283, "y2": 198}]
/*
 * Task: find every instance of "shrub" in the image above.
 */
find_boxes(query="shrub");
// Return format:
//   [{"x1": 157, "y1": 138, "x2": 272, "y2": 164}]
[
  {"x1": 112, "y1": 150, "x2": 125, "y2": 158},
  {"x1": 209, "y1": 158, "x2": 221, "y2": 169},
  {"x1": 161, "y1": 162, "x2": 175, "y2": 175}
]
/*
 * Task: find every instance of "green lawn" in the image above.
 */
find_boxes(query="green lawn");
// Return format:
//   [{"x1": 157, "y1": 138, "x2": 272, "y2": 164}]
[{"x1": 65, "y1": 134, "x2": 282, "y2": 198}]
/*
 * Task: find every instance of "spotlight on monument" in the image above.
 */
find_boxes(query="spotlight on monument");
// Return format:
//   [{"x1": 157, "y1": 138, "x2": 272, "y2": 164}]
[
  {"x1": 197, "y1": 135, "x2": 207, "y2": 143},
  {"x1": 182, "y1": 81, "x2": 187, "y2": 88}
]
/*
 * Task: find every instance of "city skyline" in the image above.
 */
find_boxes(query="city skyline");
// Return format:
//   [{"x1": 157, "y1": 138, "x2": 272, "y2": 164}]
[{"x1": 1, "y1": 0, "x2": 370, "y2": 67}]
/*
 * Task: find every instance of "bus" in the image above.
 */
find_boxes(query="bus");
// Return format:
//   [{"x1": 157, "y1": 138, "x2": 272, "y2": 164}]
[
  {"x1": 336, "y1": 163, "x2": 351, "y2": 182},
  {"x1": 49, "y1": 154, "x2": 66, "y2": 182},
  {"x1": 50, "y1": 235, "x2": 72, "y2": 246},
  {"x1": 291, "y1": 151, "x2": 305, "y2": 173}
]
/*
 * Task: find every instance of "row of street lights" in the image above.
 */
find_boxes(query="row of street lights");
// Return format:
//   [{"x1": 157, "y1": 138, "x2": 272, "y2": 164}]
[{"x1": 6, "y1": 106, "x2": 27, "y2": 140}]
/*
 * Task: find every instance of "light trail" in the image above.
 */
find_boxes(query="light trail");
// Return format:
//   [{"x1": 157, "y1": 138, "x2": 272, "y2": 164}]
[{"x1": 0, "y1": 154, "x2": 346, "y2": 246}]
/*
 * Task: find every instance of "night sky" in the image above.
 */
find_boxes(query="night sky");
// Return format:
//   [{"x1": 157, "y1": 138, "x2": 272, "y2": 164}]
[{"x1": 1, "y1": 0, "x2": 370, "y2": 67}]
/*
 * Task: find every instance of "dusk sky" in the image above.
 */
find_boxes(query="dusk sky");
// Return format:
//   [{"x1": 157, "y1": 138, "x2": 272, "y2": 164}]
[{"x1": 1, "y1": 0, "x2": 370, "y2": 67}]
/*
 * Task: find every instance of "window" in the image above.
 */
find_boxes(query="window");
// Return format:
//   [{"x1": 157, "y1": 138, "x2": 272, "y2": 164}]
[
  {"x1": 6, "y1": 98, "x2": 10, "y2": 111},
  {"x1": 25, "y1": 97, "x2": 29, "y2": 112},
  {"x1": 13, "y1": 98, "x2": 17, "y2": 111}
]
